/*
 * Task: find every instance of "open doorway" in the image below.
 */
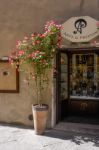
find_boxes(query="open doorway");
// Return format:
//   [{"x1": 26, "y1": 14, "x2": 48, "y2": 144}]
[{"x1": 56, "y1": 48, "x2": 99, "y2": 125}]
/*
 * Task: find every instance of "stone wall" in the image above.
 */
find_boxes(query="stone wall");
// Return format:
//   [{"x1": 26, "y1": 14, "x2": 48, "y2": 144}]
[{"x1": 0, "y1": 0, "x2": 99, "y2": 127}]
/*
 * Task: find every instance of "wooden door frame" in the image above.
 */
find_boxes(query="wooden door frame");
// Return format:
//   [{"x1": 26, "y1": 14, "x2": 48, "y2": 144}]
[{"x1": 56, "y1": 49, "x2": 69, "y2": 123}]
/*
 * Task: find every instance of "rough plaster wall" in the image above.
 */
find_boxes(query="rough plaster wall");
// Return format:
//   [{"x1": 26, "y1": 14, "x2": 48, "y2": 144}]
[
  {"x1": 0, "y1": 0, "x2": 99, "y2": 56},
  {"x1": 0, "y1": 0, "x2": 99, "y2": 127}
]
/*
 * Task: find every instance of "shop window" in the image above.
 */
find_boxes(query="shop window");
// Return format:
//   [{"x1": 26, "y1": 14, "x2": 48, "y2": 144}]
[{"x1": 70, "y1": 53, "x2": 99, "y2": 99}]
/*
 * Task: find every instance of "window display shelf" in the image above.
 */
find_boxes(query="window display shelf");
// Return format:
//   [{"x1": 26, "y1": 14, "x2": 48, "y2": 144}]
[{"x1": 70, "y1": 95, "x2": 99, "y2": 100}]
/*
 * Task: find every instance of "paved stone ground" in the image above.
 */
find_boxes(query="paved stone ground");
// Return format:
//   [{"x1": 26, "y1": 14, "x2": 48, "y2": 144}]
[{"x1": 0, "y1": 123, "x2": 99, "y2": 150}]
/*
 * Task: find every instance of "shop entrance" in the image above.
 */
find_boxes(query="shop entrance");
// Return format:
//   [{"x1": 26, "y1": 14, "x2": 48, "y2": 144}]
[{"x1": 56, "y1": 48, "x2": 99, "y2": 124}]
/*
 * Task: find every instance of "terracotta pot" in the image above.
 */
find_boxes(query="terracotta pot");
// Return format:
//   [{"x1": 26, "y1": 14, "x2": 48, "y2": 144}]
[{"x1": 32, "y1": 104, "x2": 49, "y2": 135}]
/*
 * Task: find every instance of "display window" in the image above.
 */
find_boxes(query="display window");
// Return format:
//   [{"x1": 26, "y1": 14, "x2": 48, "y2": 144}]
[{"x1": 70, "y1": 53, "x2": 99, "y2": 99}]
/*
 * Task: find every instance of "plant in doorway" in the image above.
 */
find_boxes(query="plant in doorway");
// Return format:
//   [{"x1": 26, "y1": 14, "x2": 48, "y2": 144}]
[{"x1": 9, "y1": 21, "x2": 62, "y2": 134}]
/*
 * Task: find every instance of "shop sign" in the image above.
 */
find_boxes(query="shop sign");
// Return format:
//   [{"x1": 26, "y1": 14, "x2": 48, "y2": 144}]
[{"x1": 61, "y1": 16, "x2": 99, "y2": 42}]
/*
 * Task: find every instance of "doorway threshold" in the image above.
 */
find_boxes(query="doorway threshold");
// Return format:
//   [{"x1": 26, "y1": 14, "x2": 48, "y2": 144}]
[
  {"x1": 54, "y1": 122, "x2": 99, "y2": 135},
  {"x1": 62, "y1": 116, "x2": 99, "y2": 125}
]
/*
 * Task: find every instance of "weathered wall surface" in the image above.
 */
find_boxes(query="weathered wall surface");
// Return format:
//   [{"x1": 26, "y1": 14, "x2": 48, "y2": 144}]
[
  {"x1": 0, "y1": 0, "x2": 99, "y2": 127},
  {"x1": 0, "y1": 0, "x2": 99, "y2": 56}
]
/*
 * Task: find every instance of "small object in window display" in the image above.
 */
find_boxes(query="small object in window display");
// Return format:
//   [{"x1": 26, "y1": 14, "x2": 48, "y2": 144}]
[
  {"x1": 73, "y1": 85, "x2": 78, "y2": 91},
  {"x1": 72, "y1": 90, "x2": 76, "y2": 95},
  {"x1": 76, "y1": 88, "x2": 82, "y2": 96},
  {"x1": 83, "y1": 90, "x2": 87, "y2": 96},
  {"x1": 72, "y1": 73, "x2": 76, "y2": 78},
  {"x1": 87, "y1": 88, "x2": 93, "y2": 96},
  {"x1": 94, "y1": 81, "x2": 98, "y2": 87},
  {"x1": 94, "y1": 73, "x2": 96, "y2": 78},
  {"x1": 61, "y1": 91, "x2": 67, "y2": 100},
  {"x1": 94, "y1": 91, "x2": 99, "y2": 97},
  {"x1": 87, "y1": 71, "x2": 94, "y2": 79},
  {"x1": 76, "y1": 55, "x2": 87, "y2": 65},
  {"x1": 92, "y1": 84, "x2": 96, "y2": 91},
  {"x1": 83, "y1": 72, "x2": 87, "y2": 77},
  {"x1": 82, "y1": 81, "x2": 87, "y2": 88},
  {"x1": 72, "y1": 82, "x2": 76, "y2": 87}
]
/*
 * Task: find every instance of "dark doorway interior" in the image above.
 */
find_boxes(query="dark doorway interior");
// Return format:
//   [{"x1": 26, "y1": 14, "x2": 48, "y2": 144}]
[{"x1": 62, "y1": 115, "x2": 99, "y2": 125}]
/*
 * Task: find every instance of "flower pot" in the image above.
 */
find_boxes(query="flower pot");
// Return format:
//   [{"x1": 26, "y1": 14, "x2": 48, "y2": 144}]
[{"x1": 32, "y1": 104, "x2": 49, "y2": 135}]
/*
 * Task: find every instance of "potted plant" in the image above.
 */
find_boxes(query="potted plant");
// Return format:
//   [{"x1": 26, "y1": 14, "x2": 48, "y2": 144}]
[{"x1": 9, "y1": 21, "x2": 62, "y2": 135}]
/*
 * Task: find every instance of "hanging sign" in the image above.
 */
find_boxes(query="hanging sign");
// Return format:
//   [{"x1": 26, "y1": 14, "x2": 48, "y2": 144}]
[{"x1": 61, "y1": 16, "x2": 99, "y2": 42}]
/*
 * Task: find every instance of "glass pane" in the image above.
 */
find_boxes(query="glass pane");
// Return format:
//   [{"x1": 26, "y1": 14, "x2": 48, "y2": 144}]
[
  {"x1": 60, "y1": 53, "x2": 68, "y2": 100},
  {"x1": 70, "y1": 53, "x2": 99, "y2": 99}
]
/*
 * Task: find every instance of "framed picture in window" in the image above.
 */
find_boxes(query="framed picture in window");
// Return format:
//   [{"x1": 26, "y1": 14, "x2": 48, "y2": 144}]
[{"x1": 0, "y1": 59, "x2": 19, "y2": 93}]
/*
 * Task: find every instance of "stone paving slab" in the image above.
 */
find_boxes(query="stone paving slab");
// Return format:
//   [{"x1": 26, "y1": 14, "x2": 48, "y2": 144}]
[
  {"x1": 0, "y1": 125, "x2": 43, "y2": 150},
  {"x1": 39, "y1": 129, "x2": 99, "y2": 150},
  {"x1": 0, "y1": 123, "x2": 99, "y2": 150}
]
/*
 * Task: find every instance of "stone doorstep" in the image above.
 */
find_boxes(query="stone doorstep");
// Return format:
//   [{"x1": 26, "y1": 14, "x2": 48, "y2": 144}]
[{"x1": 54, "y1": 122, "x2": 99, "y2": 135}]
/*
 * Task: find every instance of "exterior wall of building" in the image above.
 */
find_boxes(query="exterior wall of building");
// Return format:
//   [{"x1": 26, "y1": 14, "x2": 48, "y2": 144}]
[{"x1": 0, "y1": 0, "x2": 99, "y2": 127}]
